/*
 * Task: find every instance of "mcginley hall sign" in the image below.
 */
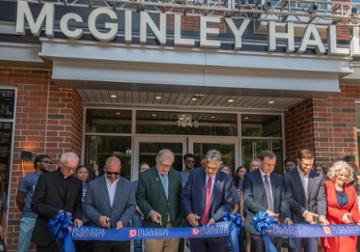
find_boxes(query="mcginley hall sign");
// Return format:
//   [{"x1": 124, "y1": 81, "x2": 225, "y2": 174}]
[{"x1": 15, "y1": 0, "x2": 360, "y2": 55}]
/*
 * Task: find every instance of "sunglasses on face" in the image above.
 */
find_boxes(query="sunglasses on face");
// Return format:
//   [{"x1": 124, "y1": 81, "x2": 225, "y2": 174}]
[{"x1": 106, "y1": 172, "x2": 120, "y2": 176}]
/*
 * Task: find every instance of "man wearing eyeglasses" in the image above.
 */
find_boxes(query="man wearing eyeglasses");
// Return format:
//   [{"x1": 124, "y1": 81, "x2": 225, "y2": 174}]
[
  {"x1": 31, "y1": 152, "x2": 83, "y2": 252},
  {"x1": 84, "y1": 156, "x2": 136, "y2": 252},
  {"x1": 16, "y1": 154, "x2": 52, "y2": 252},
  {"x1": 136, "y1": 149, "x2": 183, "y2": 252}
]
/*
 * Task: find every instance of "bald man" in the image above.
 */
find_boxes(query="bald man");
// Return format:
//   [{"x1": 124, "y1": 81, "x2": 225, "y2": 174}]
[{"x1": 84, "y1": 156, "x2": 136, "y2": 252}]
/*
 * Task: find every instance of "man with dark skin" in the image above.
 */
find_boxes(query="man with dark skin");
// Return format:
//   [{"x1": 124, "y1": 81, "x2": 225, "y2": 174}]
[{"x1": 16, "y1": 154, "x2": 52, "y2": 252}]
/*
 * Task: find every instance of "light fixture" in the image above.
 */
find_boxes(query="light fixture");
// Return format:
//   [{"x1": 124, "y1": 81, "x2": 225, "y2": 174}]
[
  {"x1": 115, "y1": 112, "x2": 121, "y2": 115},
  {"x1": 152, "y1": 113, "x2": 157, "y2": 117},
  {"x1": 110, "y1": 94, "x2": 117, "y2": 99},
  {"x1": 191, "y1": 97, "x2": 198, "y2": 101},
  {"x1": 20, "y1": 151, "x2": 33, "y2": 161},
  {"x1": 210, "y1": 116, "x2": 216, "y2": 119},
  {"x1": 228, "y1": 98, "x2": 235, "y2": 103},
  {"x1": 155, "y1": 96, "x2": 162, "y2": 100},
  {"x1": 268, "y1": 100, "x2": 275, "y2": 104},
  {"x1": 244, "y1": 116, "x2": 249, "y2": 120}
]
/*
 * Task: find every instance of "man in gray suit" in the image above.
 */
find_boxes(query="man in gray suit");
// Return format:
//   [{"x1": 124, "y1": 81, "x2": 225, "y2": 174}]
[
  {"x1": 285, "y1": 149, "x2": 329, "y2": 252},
  {"x1": 84, "y1": 156, "x2": 136, "y2": 252}
]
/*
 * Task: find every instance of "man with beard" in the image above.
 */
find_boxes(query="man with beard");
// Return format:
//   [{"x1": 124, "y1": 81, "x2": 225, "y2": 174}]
[{"x1": 16, "y1": 154, "x2": 52, "y2": 252}]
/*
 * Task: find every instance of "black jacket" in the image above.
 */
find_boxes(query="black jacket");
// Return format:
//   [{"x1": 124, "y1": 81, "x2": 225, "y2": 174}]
[{"x1": 31, "y1": 170, "x2": 82, "y2": 246}]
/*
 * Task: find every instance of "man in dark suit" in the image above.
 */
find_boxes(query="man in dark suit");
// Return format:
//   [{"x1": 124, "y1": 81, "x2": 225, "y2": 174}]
[
  {"x1": 84, "y1": 156, "x2": 136, "y2": 251},
  {"x1": 243, "y1": 150, "x2": 292, "y2": 252},
  {"x1": 182, "y1": 149, "x2": 234, "y2": 252},
  {"x1": 31, "y1": 152, "x2": 83, "y2": 252},
  {"x1": 136, "y1": 149, "x2": 183, "y2": 252},
  {"x1": 285, "y1": 149, "x2": 329, "y2": 252}
]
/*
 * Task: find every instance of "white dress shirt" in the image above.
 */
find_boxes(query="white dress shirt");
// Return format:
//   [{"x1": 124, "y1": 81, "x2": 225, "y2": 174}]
[
  {"x1": 297, "y1": 166, "x2": 309, "y2": 200},
  {"x1": 105, "y1": 176, "x2": 119, "y2": 207}
]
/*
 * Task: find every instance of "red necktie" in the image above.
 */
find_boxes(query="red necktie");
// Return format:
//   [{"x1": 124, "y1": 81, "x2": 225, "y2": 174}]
[{"x1": 200, "y1": 177, "x2": 212, "y2": 225}]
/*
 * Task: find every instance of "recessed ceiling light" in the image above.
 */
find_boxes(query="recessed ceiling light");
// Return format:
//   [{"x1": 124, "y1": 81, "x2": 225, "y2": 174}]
[
  {"x1": 155, "y1": 96, "x2": 162, "y2": 100},
  {"x1": 228, "y1": 98, "x2": 235, "y2": 103},
  {"x1": 210, "y1": 116, "x2": 216, "y2": 119},
  {"x1": 115, "y1": 112, "x2": 121, "y2": 115},
  {"x1": 268, "y1": 100, "x2": 275, "y2": 104},
  {"x1": 152, "y1": 113, "x2": 157, "y2": 117},
  {"x1": 244, "y1": 117, "x2": 249, "y2": 120},
  {"x1": 191, "y1": 97, "x2": 198, "y2": 101},
  {"x1": 110, "y1": 94, "x2": 117, "y2": 99}
]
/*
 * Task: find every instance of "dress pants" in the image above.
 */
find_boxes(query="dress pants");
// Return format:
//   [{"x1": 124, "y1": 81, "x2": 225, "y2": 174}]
[
  {"x1": 289, "y1": 238, "x2": 318, "y2": 252},
  {"x1": 93, "y1": 241, "x2": 130, "y2": 252},
  {"x1": 36, "y1": 240, "x2": 59, "y2": 252},
  {"x1": 190, "y1": 237, "x2": 226, "y2": 252},
  {"x1": 250, "y1": 234, "x2": 281, "y2": 252}
]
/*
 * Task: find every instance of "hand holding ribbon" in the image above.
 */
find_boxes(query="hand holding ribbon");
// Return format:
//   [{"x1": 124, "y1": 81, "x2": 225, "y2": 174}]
[
  {"x1": 48, "y1": 211, "x2": 76, "y2": 252},
  {"x1": 251, "y1": 211, "x2": 277, "y2": 252},
  {"x1": 223, "y1": 212, "x2": 244, "y2": 252}
]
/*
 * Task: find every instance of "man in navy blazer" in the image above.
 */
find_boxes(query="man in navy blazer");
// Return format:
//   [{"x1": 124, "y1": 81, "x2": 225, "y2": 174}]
[
  {"x1": 285, "y1": 149, "x2": 328, "y2": 252},
  {"x1": 182, "y1": 149, "x2": 234, "y2": 252},
  {"x1": 84, "y1": 156, "x2": 136, "y2": 252},
  {"x1": 243, "y1": 150, "x2": 292, "y2": 252}
]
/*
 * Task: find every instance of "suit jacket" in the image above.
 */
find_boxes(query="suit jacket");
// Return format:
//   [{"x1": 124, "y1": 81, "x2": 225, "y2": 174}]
[
  {"x1": 136, "y1": 167, "x2": 183, "y2": 227},
  {"x1": 243, "y1": 169, "x2": 290, "y2": 235},
  {"x1": 84, "y1": 175, "x2": 135, "y2": 228},
  {"x1": 182, "y1": 167, "x2": 234, "y2": 224},
  {"x1": 31, "y1": 170, "x2": 82, "y2": 246},
  {"x1": 321, "y1": 180, "x2": 360, "y2": 252},
  {"x1": 285, "y1": 167, "x2": 327, "y2": 223}
]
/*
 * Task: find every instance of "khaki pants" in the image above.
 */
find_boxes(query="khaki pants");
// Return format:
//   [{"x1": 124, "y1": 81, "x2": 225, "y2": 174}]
[{"x1": 144, "y1": 224, "x2": 179, "y2": 252}]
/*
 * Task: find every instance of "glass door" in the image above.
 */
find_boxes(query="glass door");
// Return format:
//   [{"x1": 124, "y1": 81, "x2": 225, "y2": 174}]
[
  {"x1": 133, "y1": 136, "x2": 187, "y2": 180},
  {"x1": 188, "y1": 136, "x2": 239, "y2": 174}
]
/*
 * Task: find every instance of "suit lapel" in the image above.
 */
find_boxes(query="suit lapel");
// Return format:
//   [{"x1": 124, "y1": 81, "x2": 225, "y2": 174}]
[
  {"x1": 112, "y1": 178, "x2": 122, "y2": 209},
  {"x1": 152, "y1": 168, "x2": 168, "y2": 201},
  {"x1": 100, "y1": 176, "x2": 112, "y2": 209},
  {"x1": 294, "y1": 168, "x2": 306, "y2": 205},
  {"x1": 53, "y1": 170, "x2": 65, "y2": 200},
  {"x1": 270, "y1": 173, "x2": 278, "y2": 211},
  {"x1": 199, "y1": 168, "x2": 206, "y2": 212}
]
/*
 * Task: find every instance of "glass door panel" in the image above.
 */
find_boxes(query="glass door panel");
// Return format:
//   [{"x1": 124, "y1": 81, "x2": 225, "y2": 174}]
[
  {"x1": 191, "y1": 142, "x2": 236, "y2": 173},
  {"x1": 241, "y1": 139, "x2": 283, "y2": 173},
  {"x1": 85, "y1": 136, "x2": 132, "y2": 180}
]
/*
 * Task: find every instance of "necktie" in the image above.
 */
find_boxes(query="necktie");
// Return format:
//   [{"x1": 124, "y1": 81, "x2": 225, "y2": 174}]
[
  {"x1": 264, "y1": 175, "x2": 273, "y2": 211},
  {"x1": 160, "y1": 174, "x2": 168, "y2": 199},
  {"x1": 200, "y1": 177, "x2": 212, "y2": 225}
]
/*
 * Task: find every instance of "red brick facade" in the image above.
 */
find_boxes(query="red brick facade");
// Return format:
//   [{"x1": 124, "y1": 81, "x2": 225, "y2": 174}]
[
  {"x1": 0, "y1": 67, "x2": 83, "y2": 251},
  {"x1": 285, "y1": 82, "x2": 359, "y2": 169}
]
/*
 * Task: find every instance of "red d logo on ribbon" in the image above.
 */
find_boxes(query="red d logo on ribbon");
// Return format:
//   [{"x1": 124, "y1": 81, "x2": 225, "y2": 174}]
[
  {"x1": 191, "y1": 228, "x2": 200, "y2": 236},
  {"x1": 323, "y1": 226, "x2": 331, "y2": 235},
  {"x1": 129, "y1": 229, "x2": 138, "y2": 238}
]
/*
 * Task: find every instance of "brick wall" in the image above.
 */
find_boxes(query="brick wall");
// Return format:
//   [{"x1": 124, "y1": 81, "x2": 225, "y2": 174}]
[
  {"x1": 0, "y1": 66, "x2": 83, "y2": 251},
  {"x1": 285, "y1": 82, "x2": 359, "y2": 169}
]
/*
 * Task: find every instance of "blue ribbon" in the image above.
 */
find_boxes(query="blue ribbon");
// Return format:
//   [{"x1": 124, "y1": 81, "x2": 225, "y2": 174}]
[
  {"x1": 251, "y1": 211, "x2": 277, "y2": 252},
  {"x1": 48, "y1": 211, "x2": 76, "y2": 252},
  {"x1": 223, "y1": 212, "x2": 244, "y2": 252}
]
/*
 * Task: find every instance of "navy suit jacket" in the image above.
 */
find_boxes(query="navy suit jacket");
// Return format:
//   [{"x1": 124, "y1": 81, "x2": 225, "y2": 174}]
[
  {"x1": 84, "y1": 175, "x2": 136, "y2": 228},
  {"x1": 182, "y1": 167, "x2": 234, "y2": 223},
  {"x1": 243, "y1": 169, "x2": 290, "y2": 235},
  {"x1": 284, "y1": 167, "x2": 326, "y2": 223}
]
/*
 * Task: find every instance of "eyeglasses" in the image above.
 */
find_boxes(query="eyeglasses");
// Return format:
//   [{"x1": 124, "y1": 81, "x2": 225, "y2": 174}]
[
  {"x1": 106, "y1": 172, "x2": 120, "y2": 176},
  {"x1": 159, "y1": 162, "x2": 172, "y2": 169},
  {"x1": 41, "y1": 160, "x2": 52, "y2": 165}
]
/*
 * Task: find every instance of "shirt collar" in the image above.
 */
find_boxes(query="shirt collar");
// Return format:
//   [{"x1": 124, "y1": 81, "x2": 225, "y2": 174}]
[
  {"x1": 105, "y1": 176, "x2": 119, "y2": 185},
  {"x1": 297, "y1": 166, "x2": 309, "y2": 178},
  {"x1": 259, "y1": 168, "x2": 270, "y2": 177}
]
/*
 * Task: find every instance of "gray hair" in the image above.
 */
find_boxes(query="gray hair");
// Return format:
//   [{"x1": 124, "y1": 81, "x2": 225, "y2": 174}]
[
  {"x1": 327, "y1": 160, "x2": 354, "y2": 183},
  {"x1": 260, "y1": 150, "x2": 276, "y2": 161},
  {"x1": 203, "y1": 150, "x2": 222, "y2": 163},
  {"x1": 59, "y1": 152, "x2": 79, "y2": 165},
  {"x1": 156, "y1": 149, "x2": 175, "y2": 163}
]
